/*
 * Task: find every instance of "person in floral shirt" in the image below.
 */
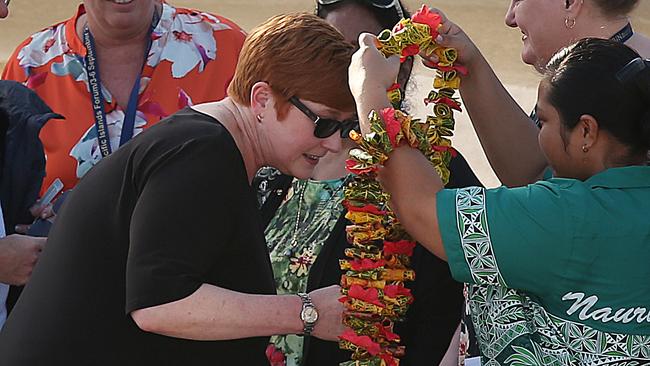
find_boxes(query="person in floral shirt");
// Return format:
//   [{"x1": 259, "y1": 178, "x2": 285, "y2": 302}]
[{"x1": 1, "y1": 0, "x2": 246, "y2": 195}]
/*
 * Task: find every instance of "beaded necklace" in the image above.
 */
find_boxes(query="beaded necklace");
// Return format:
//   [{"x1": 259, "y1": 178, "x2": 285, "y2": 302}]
[{"x1": 275, "y1": 178, "x2": 347, "y2": 257}]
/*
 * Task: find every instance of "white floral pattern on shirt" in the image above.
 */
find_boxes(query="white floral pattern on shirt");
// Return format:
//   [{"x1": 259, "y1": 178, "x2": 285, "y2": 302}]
[
  {"x1": 18, "y1": 24, "x2": 69, "y2": 75},
  {"x1": 15, "y1": 3, "x2": 232, "y2": 180},
  {"x1": 69, "y1": 110, "x2": 148, "y2": 178},
  {"x1": 148, "y1": 6, "x2": 233, "y2": 78}
]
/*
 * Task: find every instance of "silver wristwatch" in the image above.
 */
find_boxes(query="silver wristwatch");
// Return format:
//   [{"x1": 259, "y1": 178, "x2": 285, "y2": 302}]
[{"x1": 297, "y1": 292, "x2": 318, "y2": 336}]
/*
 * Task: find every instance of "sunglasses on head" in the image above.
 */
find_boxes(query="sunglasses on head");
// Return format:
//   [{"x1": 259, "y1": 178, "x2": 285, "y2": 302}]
[
  {"x1": 289, "y1": 96, "x2": 359, "y2": 139},
  {"x1": 317, "y1": 0, "x2": 404, "y2": 19}
]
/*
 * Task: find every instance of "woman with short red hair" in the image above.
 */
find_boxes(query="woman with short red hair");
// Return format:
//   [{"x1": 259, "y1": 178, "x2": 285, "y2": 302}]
[{"x1": 0, "y1": 13, "x2": 357, "y2": 366}]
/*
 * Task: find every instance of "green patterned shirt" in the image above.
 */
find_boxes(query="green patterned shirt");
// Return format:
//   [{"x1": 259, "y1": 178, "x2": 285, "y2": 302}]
[
  {"x1": 438, "y1": 166, "x2": 650, "y2": 366},
  {"x1": 265, "y1": 177, "x2": 347, "y2": 366}
]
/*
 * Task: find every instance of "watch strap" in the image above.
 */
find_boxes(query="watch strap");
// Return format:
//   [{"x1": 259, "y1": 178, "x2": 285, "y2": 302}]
[{"x1": 297, "y1": 292, "x2": 316, "y2": 336}]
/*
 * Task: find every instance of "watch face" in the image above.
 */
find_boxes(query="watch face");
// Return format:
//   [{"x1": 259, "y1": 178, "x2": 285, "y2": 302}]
[{"x1": 302, "y1": 306, "x2": 318, "y2": 323}]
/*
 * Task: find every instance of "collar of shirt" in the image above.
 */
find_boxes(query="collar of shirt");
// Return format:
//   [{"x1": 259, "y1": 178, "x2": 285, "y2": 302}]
[
  {"x1": 584, "y1": 165, "x2": 650, "y2": 189},
  {"x1": 65, "y1": 2, "x2": 173, "y2": 58}
]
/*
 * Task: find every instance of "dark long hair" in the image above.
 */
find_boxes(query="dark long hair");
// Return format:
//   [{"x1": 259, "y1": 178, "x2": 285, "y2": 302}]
[
  {"x1": 591, "y1": 0, "x2": 639, "y2": 16},
  {"x1": 545, "y1": 38, "x2": 650, "y2": 157},
  {"x1": 316, "y1": 0, "x2": 410, "y2": 30},
  {"x1": 316, "y1": 0, "x2": 413, "y2": 104}
]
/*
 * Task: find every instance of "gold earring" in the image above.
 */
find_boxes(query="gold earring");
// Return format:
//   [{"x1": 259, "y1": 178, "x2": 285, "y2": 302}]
[
  {"x1": 565, "y1": 17, "x2": 576, "y2": 29},
  {"x1": 582, "y1": 144, "x2": 589, "y2": 153}
]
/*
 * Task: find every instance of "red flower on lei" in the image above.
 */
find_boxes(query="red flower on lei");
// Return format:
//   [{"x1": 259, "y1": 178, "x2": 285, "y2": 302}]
[
  {"x1": 350, "y1": 259, "x2": 386, "y2": 271},
  {"x1": 384, "y1": 284, "x2": 413, "y2": 300},
  {"x1": 383, "y1": 240, "x2": 416, "y2": 256},
  {"x1": 344, "y1": 201, "x2": 387, "y2": 216},
  {"x1": 387, "y1": 83, "x2": 401, "y2": 93},
  {"x1": 348, "y1": 285, "x2": 385, "y2": 307},
  {"x1": 380, "y1": 108, "x2": 402, "y2": 147},
  {"x1": 345, "y1": 159, "x2": 379, "y2": 175},
  {"x1": 339, "y1": 329, "x2": 382, "y2": 356},
  {"x1": 411, "y1": 5, "x2": 442, "y2": 38},
  {"x1": 432, "y1": 145, "x2": 458, "y2": 157},
  {"x1": 401, "y1": 44, "x2": 421, "y2": 62}
]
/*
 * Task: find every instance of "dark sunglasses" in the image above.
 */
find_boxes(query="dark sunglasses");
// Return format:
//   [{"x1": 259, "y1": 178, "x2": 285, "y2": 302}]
[
  {"x1": 289, "y1": 96, "x2": 359, "y2": 139},
  {"x1": 317, "y1": 0, "x2": 404, "y2": 18}
]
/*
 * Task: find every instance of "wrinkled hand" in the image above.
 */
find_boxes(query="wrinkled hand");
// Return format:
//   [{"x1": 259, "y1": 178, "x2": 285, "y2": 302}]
[
  {"x1": 420, "y1": 7, "x2": 481, "y2": 69},
  {"x1": 349, "y1": 33, "x2": 400, "y2": 102},
  {"x1": 0, "y1": 234, "x2": 46, "y2": 285},
  {"x1": 309, "y1": 285, "x2": 345, "y2": 341},
  {"x1": 14, "y1": 202, "x2": 56, "y2": 234},
  {"x1": 0, "y1": 1, "x2": 7, "y2": 19}
]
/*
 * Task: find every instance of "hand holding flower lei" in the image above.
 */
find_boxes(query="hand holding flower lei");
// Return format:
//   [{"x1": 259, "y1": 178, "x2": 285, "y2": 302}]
[{"x1": 339, "y1": 5, "x2": 463, "y2": 366}]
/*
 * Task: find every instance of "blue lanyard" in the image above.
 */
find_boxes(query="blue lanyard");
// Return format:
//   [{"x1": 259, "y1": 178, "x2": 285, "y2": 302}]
[
  {"x1": 610, "y1": 23, "x2": 633, "y2": 44},
  {"x1": 82, "y1": 11, "x2": 159, "y2": 158}
]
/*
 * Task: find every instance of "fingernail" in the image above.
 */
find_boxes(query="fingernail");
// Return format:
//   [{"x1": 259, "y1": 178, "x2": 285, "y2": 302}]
[{"x1": 436, "y1": 35, "x2": 443, "y2": 43}]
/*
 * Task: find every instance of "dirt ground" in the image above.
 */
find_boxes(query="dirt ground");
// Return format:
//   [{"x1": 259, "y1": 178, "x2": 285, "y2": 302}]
[{"x1": 2, "y1": 0, "x2": 649, "y2": 187}]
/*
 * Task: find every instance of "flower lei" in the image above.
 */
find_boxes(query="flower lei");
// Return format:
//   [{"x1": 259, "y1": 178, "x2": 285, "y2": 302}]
[{"x1": 338, "y1": 5, "x2": 464, "y2": 366}]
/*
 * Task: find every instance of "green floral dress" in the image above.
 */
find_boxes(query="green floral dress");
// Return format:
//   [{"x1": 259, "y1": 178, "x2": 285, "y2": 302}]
[{"x1": 265, "y1": 177, "x2": 347, "y2": 366}]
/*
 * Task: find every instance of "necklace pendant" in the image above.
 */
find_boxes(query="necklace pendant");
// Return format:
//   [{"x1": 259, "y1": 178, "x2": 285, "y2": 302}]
[{"x1": 284, "y1": 247, "x2": 295, "y2": 257}]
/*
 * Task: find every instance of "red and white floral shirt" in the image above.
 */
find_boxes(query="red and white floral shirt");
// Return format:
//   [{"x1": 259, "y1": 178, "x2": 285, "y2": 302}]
[{"x1": 2, "y1": 2, "x2": 246, "y2": 193}]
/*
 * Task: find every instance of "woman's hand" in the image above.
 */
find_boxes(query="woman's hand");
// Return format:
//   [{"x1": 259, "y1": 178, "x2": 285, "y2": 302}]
[
  {"x1": 421, "y1": 7, "x2": 481, "y2": 70},
  {"x1": 349, "y1": 33, "x2": 399, "y2": 134},
  {"x1": 309, "y1": 285, "x2": 346, "y2": 341},
  {"x1": 0, "y1": 234, "x2": 46, "y2": 285},
  {"x1": 349, "y1": 33, "x2": 400, "y2": 102},
  {"x1": 14, "y1": 202, "x2": 56, "y2": 234}
]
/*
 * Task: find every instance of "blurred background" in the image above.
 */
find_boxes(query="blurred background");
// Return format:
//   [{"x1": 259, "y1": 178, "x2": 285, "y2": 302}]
[{"x1": 2, "y1": 0, "x2": 649, "y2": 187}]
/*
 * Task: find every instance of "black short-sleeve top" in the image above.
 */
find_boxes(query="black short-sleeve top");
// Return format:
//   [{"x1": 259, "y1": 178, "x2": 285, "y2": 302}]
[{"x1": 0, "y1": 108, "x2": 276, "y2": 366}]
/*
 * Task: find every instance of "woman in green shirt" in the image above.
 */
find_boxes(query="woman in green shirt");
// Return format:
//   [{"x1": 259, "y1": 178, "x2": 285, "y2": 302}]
[{"x1": 350, "y1": 36, "x2": 650, "y2": 365}]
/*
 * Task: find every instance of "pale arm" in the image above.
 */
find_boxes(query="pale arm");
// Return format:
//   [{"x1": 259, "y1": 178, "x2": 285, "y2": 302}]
[
  {"x1": 432, "y1": 9, "x2": 546, "y2": 186},
  {"x1": 131, "y1": 284, "x2": 343, "y2": 341},
  {"x1": 350, "y1": 34, "x2": 400, "y2": 135},
  {"x1": 458, "y1": 51, "x2": 546, "y2": 186},
  {"x1": 126, "y1": 134, "x2": 344, "y2": 343}
]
